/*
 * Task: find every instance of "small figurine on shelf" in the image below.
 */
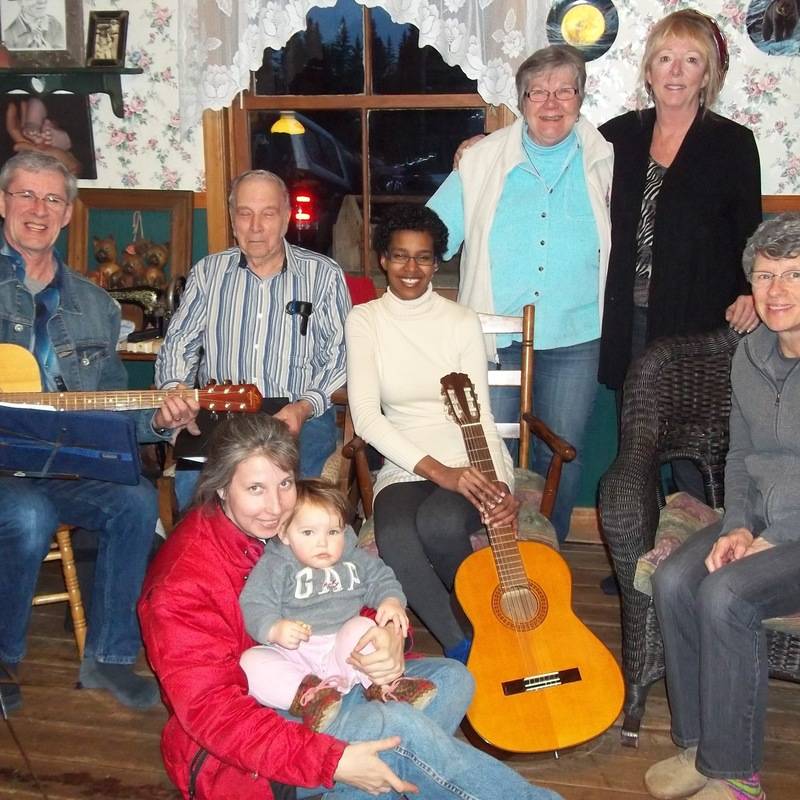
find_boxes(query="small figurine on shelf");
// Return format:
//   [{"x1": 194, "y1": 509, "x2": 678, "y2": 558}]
[
  {"x1": 91, "y1": 235, "x2": 123, "y2": 289},
  {"x1": 141, "y1": 240, "x2": 169, "y2": 288},
  {"x1": 120, "y1": 243, "x2": 145, "y2": 287}
]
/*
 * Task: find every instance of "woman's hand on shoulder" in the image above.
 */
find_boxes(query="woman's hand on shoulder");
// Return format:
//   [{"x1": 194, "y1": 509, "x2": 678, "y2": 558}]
[
  {"x1": 334, "y1": 737, "x2": 418, "y2": 795},
  {"x1": 453, "y1": 134, "x2": 485, "y2": 169},
  {"x1": 347, "y1": 622, "x2": 404, "y2": 685},
  {"x1": 725, "y1": 294, "x2": 759, "y2": 335}
]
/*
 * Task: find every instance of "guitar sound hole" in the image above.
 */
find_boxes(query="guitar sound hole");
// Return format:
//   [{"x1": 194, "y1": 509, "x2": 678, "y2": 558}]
[{"x1": 492, "y1": 581, "x2": 548, "y2": 631}]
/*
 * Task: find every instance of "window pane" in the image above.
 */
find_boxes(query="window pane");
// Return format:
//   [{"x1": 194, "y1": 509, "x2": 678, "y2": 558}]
[
  {"x1": 250, "y1": 110, "x2": 362, "y2": 266},
  {"x1": 254, "y1": 0, "x2": 364, "y2": 95},
  {"x1": 369, "y1": 109, "x2": 484, "y2": 284},
  {"x1": 370, "y1": 7, "x2": 478, "y2": 94},
  {"x1": 370, "y1": 109, "x2": 484, "y2": 199}
]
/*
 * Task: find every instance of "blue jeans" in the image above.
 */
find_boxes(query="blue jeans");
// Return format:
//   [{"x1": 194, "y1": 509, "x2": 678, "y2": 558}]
[
  {"x1": 490, "y1": 339, "x2": 600, "y2": 541},
  {"x1": 295, "y1": 657, "x2": 562, "y2": 800},
  {"x1": 652, "y1": 522, "x2": 800, "y2": 778},
  {"x1": 0, "y1": 476, "x2": 158, "y2": 665},
  {"x1": 174, "y1": 408, "x2": 338, "y2": 512}
]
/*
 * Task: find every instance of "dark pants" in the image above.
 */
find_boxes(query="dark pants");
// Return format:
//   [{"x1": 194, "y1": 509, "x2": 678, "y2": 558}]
[{"x1": 373, "y1": 481, "x2": 479, "y2": 649}]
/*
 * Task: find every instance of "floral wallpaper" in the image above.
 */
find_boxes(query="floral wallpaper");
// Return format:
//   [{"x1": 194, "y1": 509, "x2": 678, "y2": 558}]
[
  {"x1": 86, "y1": 0, "x2": 799, "y2": 194},
  {"x1": 82, "y1": 0, "x2": 205, "y2": 191}
]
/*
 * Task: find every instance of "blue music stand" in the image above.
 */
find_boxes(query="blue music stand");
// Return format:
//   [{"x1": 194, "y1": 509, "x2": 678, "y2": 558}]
[{"x1": 0, "y1": 405, "x2": 141, "y2": 485}]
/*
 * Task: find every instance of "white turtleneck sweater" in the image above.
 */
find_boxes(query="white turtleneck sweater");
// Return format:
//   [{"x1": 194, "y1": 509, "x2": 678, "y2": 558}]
[{"x1": 345, "y1": 285, "x2": 513, "y2": 500}]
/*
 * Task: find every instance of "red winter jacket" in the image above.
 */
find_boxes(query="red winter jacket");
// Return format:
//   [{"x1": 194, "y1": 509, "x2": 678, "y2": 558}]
[{"x1": 138, "y1": 505, "x2": 347, "y2": 799}]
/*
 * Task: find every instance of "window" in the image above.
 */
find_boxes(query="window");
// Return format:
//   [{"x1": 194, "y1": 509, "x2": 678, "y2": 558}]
[{"x1": 233, "y1": 0, "x2": 496, "y2": 280}]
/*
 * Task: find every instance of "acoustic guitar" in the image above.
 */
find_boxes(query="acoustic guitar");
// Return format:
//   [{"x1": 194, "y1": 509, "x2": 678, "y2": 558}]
[
  {"x1": 0, "y1": 343, "x2": 263, "y2": 413},
  {"x1": 442, "y1": 372, "x2": 624, "y2": 753}
]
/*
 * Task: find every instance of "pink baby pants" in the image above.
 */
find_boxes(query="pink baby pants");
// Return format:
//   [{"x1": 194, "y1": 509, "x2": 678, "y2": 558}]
[{"x1": 240, "y1": 614, "x2": 377, "y2": 709}]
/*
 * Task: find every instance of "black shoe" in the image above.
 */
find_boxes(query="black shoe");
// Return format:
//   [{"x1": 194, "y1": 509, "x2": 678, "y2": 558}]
[
  {"x1": 0, "y1": 662, "x2": 22, "y2": 716},
  {"x1": 78, "y1": 659, "x2": 160, "y2": 710},
  {"x1": 600, "y1": 574, "x2": 620, "y2": 595}
]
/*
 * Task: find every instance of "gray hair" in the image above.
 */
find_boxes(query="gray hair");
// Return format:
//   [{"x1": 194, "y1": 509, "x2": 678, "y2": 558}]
[
  {"x1": 228, "y1": 170, "x2": 290, "y2": 217},
  {"x1": 192, "y1": 414, "x2": 299, "y2": 510},
  {"x1": 742, "y1": 213, "x2": 800, "y2": 277},
  {"x1": 515, "y1": 45, "x2": 587, "y2": 114},
  {"x1": 0, "y1": 151, "x2": 78, "y2": 202}
]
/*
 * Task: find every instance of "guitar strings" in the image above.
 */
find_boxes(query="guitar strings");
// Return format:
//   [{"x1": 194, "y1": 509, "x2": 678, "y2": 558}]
[{"x1": 461, "y1": 421, "x2": 540, "y2": 679}]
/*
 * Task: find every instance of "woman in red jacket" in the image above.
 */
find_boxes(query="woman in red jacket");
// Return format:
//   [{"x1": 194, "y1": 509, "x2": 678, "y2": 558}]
[{"x1": 139, "y1": 414, "x2": 562, "y2": 800}]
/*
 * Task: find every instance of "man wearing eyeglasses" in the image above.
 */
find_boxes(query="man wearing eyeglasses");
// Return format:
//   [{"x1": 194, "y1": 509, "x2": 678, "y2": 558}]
[{"x1": 0, "y1": 151, "x2": 199, "y2": 715}]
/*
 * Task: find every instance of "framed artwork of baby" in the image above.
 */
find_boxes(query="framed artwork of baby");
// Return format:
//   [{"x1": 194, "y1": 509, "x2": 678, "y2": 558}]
[{"x1": 0, "y1": 95, "x2": 97, "y2": 179}]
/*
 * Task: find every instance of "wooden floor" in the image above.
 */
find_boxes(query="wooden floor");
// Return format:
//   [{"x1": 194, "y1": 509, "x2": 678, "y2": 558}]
[{"x1": 2, "y1": 543, "x2": 799, "y2": 799}]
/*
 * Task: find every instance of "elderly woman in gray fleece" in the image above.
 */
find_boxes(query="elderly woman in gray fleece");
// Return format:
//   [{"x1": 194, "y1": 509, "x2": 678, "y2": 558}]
[{"x1": 645, "y1": 213, "x2": 800, "y2": 800}]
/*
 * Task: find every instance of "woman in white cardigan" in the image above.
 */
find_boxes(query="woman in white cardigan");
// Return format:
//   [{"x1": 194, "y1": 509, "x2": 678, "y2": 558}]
[
  {"x1": 428, "y1": 45, "x2": 613, "y2": 542},
  {"x1": 345, "y1": 205, "x2": 516, "y2": 662}
]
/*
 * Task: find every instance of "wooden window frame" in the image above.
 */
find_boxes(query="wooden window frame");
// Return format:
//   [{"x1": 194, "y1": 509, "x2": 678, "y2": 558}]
[{"x1": 222, "y1": 6, "x2": 510, "y2": 275}]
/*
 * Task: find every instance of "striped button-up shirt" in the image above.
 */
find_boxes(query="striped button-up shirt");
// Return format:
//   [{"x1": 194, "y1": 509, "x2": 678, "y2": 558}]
[{"x1": 155, "y1": 242, "x2": 351, "y2": 417}]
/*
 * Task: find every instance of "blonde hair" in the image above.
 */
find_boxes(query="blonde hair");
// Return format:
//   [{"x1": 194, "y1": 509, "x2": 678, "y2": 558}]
[{"x1": 641, "y1": 9, "x2": 725, "y2": 110}]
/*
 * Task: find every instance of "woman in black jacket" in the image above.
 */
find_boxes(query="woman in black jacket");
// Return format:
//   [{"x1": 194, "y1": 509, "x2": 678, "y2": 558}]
[{"x1": 599, "y1": 9, "x2": 762, "y2": 394}]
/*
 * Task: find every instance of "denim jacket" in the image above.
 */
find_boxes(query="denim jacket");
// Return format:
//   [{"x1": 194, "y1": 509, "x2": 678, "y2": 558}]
[{"x1": 0, "y1": 247, "x2": 164, "y2": 442}]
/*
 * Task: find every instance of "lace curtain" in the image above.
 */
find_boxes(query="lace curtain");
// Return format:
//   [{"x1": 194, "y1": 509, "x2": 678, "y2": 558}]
[{"x1": 177, "y1": 0, "x2": 548, "y2": 129}]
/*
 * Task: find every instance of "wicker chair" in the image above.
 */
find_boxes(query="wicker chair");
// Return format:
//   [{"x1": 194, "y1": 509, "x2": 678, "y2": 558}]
[{"x1": 598, "y1": 326, "x2": 800, "y2": 747}]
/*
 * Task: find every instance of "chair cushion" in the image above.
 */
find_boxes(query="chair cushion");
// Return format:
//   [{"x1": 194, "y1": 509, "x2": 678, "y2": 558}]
[
  {"x1": 356, "y1": 468, "x2": 558, "y2": 557},
  {"x1": 633, "y1": 492, "x2": 722, "y2": 597},
  {"x1": 634, "y1": 492, "x2": 800, "y2": 635}
]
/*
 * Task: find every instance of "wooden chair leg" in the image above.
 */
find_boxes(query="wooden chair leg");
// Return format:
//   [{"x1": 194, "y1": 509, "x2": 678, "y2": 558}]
[{"x1": 54, "y1": 526, "x2": 87, "y2": 659}]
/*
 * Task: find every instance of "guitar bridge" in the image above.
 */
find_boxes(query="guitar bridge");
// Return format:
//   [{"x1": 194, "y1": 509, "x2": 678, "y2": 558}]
[{"x1": 502, "y1": 667, "x2": 581, "y2": 696}]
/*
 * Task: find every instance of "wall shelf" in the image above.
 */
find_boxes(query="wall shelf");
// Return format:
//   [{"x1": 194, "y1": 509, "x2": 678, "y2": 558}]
[{"x1": 0, "y1": 67, "x2": 143, "y2": 118}]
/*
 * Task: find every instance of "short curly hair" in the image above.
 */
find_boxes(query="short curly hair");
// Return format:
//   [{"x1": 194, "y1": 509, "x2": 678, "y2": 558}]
[
  {"x1": 373, "y1": 204, "x2": 449, "y2": 261},
  {"x1": 742, "y1": 212, "x2": 800, "y2": 277}
]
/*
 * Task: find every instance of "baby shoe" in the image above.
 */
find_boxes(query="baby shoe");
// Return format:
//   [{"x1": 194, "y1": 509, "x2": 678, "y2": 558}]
[
  {"x1": 289, "y1": 674, "x2": 343, "y2": 732},
  {"x1": 364, "y1": 676, "x2": 437, "y2": 711}
]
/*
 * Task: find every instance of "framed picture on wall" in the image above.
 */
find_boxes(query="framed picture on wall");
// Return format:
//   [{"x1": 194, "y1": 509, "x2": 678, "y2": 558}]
[
  {"x1": 86, "y1": 10, "x2": 128, "y2": 67},
  {"x1": 0, "y1": 0, "x2": 83, "y2": 66},
  {"x1": 67, "y1": 189, "x2": 193, "y2": 279},
  {"x1": 0, "y1": 95, "x2": 97, "y2": 179}
]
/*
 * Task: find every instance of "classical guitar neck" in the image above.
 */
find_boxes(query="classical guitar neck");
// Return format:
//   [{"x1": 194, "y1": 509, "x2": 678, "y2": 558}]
[{"x1": 0, "y1": 388, "x2": 200, "y2": 412}]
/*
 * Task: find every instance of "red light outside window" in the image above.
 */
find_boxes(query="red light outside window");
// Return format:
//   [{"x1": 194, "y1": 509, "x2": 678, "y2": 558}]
[{"x1": 294, "y1": 192, "x2": 313, "y2": 227}]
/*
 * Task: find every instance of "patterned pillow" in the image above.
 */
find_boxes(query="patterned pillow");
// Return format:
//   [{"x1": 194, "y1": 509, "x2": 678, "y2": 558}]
[{"x1": 633, "y1": 492, "x2": 722, "y2": 597}]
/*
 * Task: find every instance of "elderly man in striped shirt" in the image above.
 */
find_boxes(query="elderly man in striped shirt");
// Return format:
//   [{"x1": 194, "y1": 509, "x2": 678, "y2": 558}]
[{"x1": 156, "y1": 170, "x2": 351, "y2": 510}]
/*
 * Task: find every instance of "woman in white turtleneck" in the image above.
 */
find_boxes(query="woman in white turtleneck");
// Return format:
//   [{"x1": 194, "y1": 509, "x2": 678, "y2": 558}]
[{"x1": 345, "y1": 204, "x2": 516, "y2": 662}]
